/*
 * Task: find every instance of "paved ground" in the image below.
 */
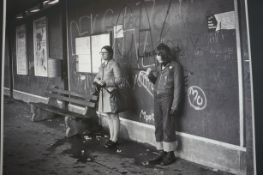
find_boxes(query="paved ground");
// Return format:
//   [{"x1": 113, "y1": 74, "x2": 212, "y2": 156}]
[{"x1": 3, "y1": 97, "x2": 233, "y2": 175}]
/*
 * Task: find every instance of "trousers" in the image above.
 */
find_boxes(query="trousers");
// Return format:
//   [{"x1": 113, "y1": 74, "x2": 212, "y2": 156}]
[{"x1": 154, "y1": 95, "x2": 177, "y2": 151}]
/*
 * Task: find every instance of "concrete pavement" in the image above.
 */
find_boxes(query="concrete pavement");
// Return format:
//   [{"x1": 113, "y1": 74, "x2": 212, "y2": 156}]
[{"x1": 3, "y1": 97, "x2": 233, "y2": 175}]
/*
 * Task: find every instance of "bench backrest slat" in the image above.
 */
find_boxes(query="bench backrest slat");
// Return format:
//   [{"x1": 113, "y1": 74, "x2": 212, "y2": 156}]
[
  {"x1": 48, "y1": 88, "x2": 84, "y2": 98},
  {"x1": 48, "y1": 88, "x2": 98, "y2": 101},
  {"x1": 47, "y1": 93, "x2": 95, "y2": 108}
]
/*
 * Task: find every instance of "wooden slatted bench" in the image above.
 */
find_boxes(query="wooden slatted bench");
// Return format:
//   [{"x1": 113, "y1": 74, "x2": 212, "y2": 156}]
[{"x1": 30, "y1": 87, "x2": 99, "y2": 137}]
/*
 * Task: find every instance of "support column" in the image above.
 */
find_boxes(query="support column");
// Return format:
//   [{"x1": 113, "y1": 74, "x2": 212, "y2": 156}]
[
  {"x1": 245, "y1": 0, "x2": 263, "y2": 174},
  {"x1": 1, "y1": 0, "x2": 7, "y2": 174}
]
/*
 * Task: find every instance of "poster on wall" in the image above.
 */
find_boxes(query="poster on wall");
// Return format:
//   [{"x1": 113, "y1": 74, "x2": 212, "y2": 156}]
[
  {"x1": 16, "y1": 24, "x2": 28, "y2": 75},
  {"x1": 33, "y1": 17, "x2": 48, "y2": 77},
  {"x1": 75, "y1": 33, "x2": 110, "y2": 73},
  {"x1": 91, "y1": 33, "x2": 110, "y2": 73},
  {"x1": 75, "y1": 36, "x2": 91, "y2": 72}
]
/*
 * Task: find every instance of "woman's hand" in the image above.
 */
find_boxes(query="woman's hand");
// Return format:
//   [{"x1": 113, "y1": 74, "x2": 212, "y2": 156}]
[
  {"x1": 146, "y1": 68, "x2": 152, "y2": 76},
  {"x1": 97, "y1": 80, "x2": 106, "y2": 87},
  {"x1": 94, "y1": 79, "x2": 106, "y2": 87},
  {"x1": 170, "y1": 108, "x2": 177, "y2": 115}
]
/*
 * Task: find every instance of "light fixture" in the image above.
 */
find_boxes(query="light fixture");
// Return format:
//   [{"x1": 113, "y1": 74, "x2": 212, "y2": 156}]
[
  {"x1": 42, "y1": 0, "x2": 50, "y2": 6},
  {"x1": 48, "y1": 0, "x2": 59, "y2": 5},
  {"x1": 29, "y1": 6, "x2": 41, "y2": 13},
  {"x1": 42, "y1": 0, "x2": 49, "y2": 4},
  {"x1": 16, "y1": 0, "x2": 59, "y2": 20},
  {"x1": 16, "y1": 14, "x2": 23, "y2": 19}
]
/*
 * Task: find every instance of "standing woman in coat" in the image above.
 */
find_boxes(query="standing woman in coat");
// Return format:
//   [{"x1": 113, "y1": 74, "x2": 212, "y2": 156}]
[{"x1": 94, "y1": 45, "x2": 122, "y2": 149}]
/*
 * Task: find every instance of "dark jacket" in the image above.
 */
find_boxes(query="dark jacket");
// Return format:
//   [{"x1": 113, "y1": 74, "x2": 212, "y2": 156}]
[{"x1": 148, "y1": 61, "x2": 183, "y2": 110}]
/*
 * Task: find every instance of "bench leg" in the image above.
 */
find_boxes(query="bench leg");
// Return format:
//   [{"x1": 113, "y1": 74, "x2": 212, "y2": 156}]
[
  {"x1": 30, "y1": 104, "x2": 37, "y2": 121},
  {"x1": 65, "y1": 115, "x2": 87, "y2": 137},
  {"x1": 30, "y1": 104, "x2": 55, "y2": 122}
]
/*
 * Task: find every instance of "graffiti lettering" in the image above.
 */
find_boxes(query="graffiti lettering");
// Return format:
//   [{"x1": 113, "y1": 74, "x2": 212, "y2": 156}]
[
  {"x1": 188, "y1": 86, "x2": 207, "y2": 110},
  {"x1": 139, "y1": 110, "x2": 154, "y2": 123},
  {"x1": 135, "y1": 71, "x2": 154, "y2": 97}
]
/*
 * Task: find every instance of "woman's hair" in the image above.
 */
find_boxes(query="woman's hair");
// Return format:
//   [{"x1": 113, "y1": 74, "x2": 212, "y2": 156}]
[
  {"x1": 156, "y1": 43, "x2": 171, "y2": 61},
  {"x1": 101, "y1": 45, "x2": 113, "y2": 58}
]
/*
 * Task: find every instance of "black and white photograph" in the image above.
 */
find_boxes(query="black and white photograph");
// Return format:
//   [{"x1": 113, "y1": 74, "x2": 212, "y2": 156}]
[{"x1": 1, "y1": 0, "x2": 263, "y2": 175}]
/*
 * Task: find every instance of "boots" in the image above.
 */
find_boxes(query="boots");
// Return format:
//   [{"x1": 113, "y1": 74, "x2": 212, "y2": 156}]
[
  {"x1": 104, "y1": 140, "x2": 118, "y2": 150},
  {"x1": 148, "y1": 150, "x2": 166, "y2": 165},
  {"x1": 160, "y1": 151, "x2": 176, "y2": 166}
]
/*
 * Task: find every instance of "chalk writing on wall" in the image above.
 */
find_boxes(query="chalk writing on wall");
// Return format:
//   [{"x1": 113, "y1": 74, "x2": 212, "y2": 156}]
[
  {"x1": 188, "y1": 86, "x2": 207, "y2": 110},
  {"x1": 134, "y1": 71, "x2": 154, "y2": 97},
  {"x1": 139, "y1": 110, "x2": 154, "y2": 123}
]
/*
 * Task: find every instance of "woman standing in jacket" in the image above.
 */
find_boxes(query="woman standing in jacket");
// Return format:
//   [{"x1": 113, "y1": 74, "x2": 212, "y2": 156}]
[{"x1": 94, "y1": 45, "x2": 122, "y2": 150}]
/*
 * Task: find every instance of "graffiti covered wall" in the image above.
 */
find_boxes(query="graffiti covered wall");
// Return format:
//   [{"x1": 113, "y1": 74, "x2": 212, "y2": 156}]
[{"x1": 67, "y1": 0, "x2": 240, "y2": 145}]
